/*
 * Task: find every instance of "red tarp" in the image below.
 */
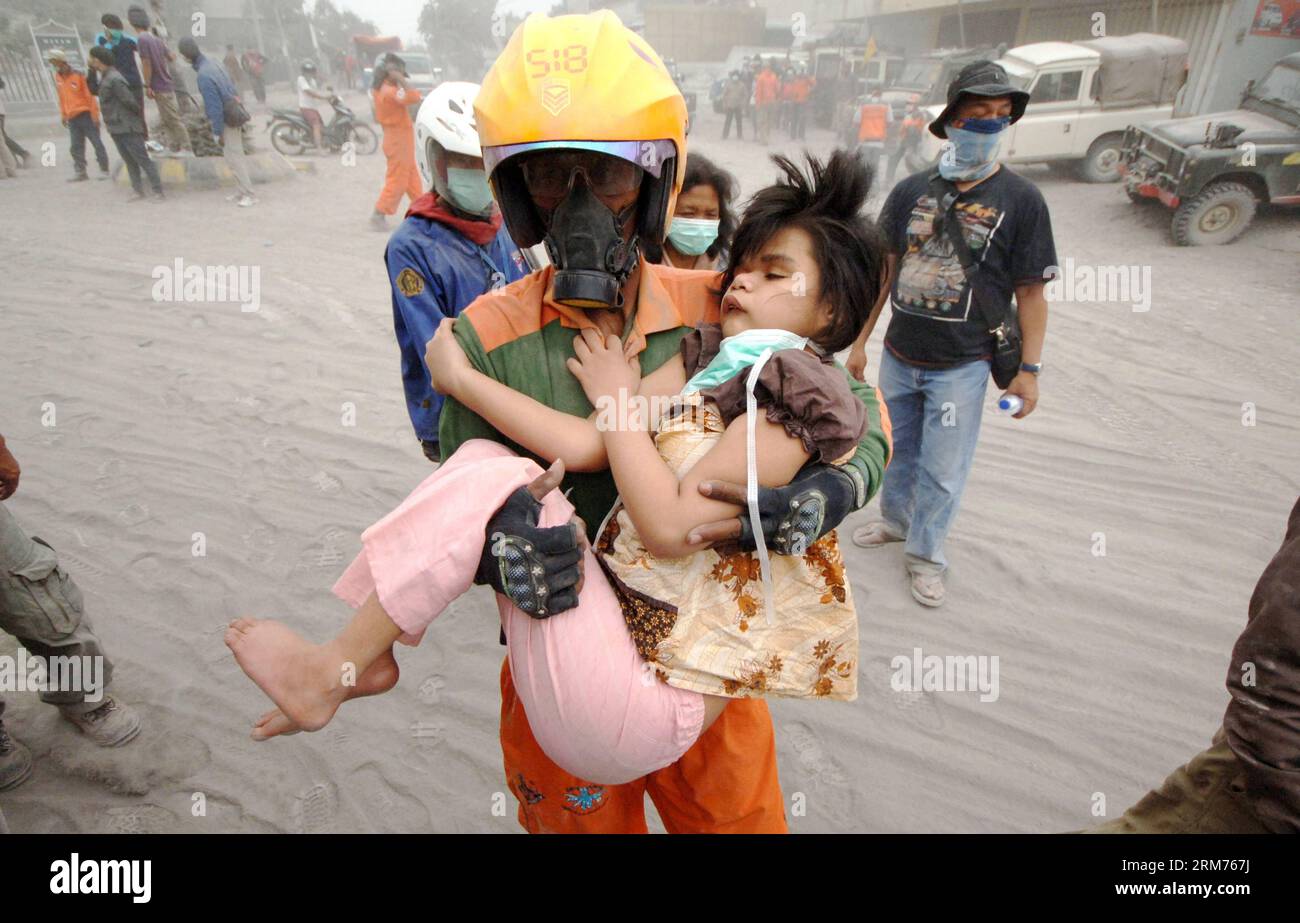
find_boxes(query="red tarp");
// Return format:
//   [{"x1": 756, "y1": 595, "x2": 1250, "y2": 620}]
[{"x1": 352, "y1": 35, "x2": 403, "y2": 53}]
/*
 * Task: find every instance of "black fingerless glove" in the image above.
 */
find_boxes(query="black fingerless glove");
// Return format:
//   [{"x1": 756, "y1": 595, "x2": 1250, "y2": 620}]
[
  {"x1": 733, "y1": 463, "x2": 859, "y2": 555},
  {"x1": 474, "y1": 486, "x2": 583, "y2": 619}
]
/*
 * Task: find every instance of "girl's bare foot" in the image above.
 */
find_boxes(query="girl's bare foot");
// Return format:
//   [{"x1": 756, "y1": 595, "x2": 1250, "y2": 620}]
[
  {"x1": 250, "y1": 647, "x2": 400, "y2": 741},
  {"x1": 225, "y1": 617, "x2": 362, "y2": 733}
]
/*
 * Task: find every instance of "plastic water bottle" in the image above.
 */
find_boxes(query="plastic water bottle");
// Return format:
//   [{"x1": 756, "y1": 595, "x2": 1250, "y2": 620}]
[{"x1": 997, "y1": 393, "x2": 1024, "y2": 415}]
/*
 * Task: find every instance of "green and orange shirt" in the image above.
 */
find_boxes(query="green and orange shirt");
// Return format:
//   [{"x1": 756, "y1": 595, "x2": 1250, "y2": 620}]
[{"x1": 439, "y1": 261, "x2": 892, "y2": 539}]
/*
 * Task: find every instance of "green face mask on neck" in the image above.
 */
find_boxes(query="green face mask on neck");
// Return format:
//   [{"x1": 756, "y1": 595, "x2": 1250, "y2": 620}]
[{"x1": 681, "y1": 328, "x2": 808, "y2": 394}]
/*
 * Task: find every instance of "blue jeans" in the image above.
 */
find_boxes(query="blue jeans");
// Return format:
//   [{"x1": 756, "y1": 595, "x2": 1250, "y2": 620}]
[
  {"x1": 69, "y1": 111, "x2": 109, "y2": 176},
  {"x1": 877, "y1": 349, "x2": 990, "y2": 575}
]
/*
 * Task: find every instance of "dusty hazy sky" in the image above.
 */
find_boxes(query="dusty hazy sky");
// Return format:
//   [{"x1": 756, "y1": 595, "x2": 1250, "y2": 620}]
[{"x1": 328, "y1": 0, "x2": 560, "y2": 44}]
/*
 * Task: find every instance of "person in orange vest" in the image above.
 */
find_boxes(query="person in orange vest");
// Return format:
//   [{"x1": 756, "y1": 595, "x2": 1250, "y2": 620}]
[
  {"x1": 47, "y1": 49, "x2": 110, "y2": 182},
  {"x1": 753, "y1": 60, "x2": 779, "y2": 145},
  {"x1": 370, "y1": 54, "x2": 425, "y2": 231},
  {"x1": 886, "y1": 95, "x2": 926, "y2": 184},
  {"x1": 853, "y1": 87, "x2": 891, "y2": 179},
  {"x1": 787, "y1": 66, "x2": 815, "y2": 140},
  {"x1": 778, "y1": 65, "x2": 796, "y2": 134}
]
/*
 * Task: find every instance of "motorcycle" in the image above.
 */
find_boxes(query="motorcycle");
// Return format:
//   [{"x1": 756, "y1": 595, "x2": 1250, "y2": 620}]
[{"x1": 267, "y1": 95, "x2": 378, "y2": 157}]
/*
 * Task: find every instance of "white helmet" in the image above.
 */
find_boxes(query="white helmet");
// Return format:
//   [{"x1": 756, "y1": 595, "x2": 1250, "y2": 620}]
[{"x1": 415, "y1": 81, "x2": 483, "y2": 200}]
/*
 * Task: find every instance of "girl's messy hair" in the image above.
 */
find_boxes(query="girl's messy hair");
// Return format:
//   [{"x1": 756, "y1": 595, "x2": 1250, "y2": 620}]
[{"x1": 720, "y1": 150, "x2": 888, "y2": 354}]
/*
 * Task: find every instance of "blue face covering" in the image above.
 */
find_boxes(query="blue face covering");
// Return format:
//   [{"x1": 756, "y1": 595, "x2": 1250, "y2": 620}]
[
  {"x1": 446, "y1": 167, "x2": 495, "y2": 217},
  {"x1": 939, "y1": 116, "x2": 1010, "y2": 181},
  {"x1": 666, "y1": 217, "x2": 720, "y2": 257}
]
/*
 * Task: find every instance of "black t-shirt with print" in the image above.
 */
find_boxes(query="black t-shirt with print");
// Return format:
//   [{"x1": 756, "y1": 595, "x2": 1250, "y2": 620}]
[{"x1": 878, "y1": 167, "x2": 1057, "y2": 367}]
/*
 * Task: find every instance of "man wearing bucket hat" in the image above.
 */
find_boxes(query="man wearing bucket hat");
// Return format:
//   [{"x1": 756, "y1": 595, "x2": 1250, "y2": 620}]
[
  {"x1": 429, "y1": 10, "x2": 890, "y2": 832},
  {"x1": 848, "y1": 60, "x2": 1056, "y2": 609}
]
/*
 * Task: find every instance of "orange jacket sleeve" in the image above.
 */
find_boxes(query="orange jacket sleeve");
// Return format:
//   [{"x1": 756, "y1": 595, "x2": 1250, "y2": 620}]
[{"x1": 374, "y1": 83, "x2": 422, "y2": 128}]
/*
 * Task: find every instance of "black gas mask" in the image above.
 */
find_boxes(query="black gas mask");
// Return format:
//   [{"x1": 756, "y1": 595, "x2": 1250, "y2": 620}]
[{"x1": 543, "y1": 177, "x2": 640, "y2": 309}]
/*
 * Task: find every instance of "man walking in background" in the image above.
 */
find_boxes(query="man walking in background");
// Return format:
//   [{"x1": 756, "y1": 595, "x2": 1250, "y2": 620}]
[
  {"x1": 47, "y1": 49, "x2": 110, "y2": 182},
  {"x1": 370, "y1": 56, "x2": 423, "y2": 231},
  {"x1": 753, "y1": 59, "x2": 778, "y2": 145},
  {"x1": 179, "y1": 37, "x2": 256, "y2": 207},
  {"x1": 787, "y1": 66, "x2": 814, "y2": 141},
  {"x1": 222, "y1": 45, "x2": 246, "y2": 93},
  {"x1": 0, "y1": 82, "x2": 18, "y2": 178},
  {"x1": 848, "y1": 62, "x2": 1052, "y2": 608},
  {"x1": 92, "y1": 14, "x2": 147, "y2": 144},
  {"x1": 242, "y1": 48, "x2": 267, "y2": 104},
  {"x1": 0, "y1": 76, "x2": 31, "y2": 171},
  {"x1": 720, "y1": 70, "x2": 746, "y2": 141},
  {"x1": 88, "y1": 45, "x2": 163, "y2": 201},
  {"x1": 127, "y1": 5, "x2": 191, "y2": 155},
  {"x1": 854, "y1": 88, "x2": 891, "y2": 180},
  {"x1": 886, "y1": 96, "x2": 925, "y2": 186}
]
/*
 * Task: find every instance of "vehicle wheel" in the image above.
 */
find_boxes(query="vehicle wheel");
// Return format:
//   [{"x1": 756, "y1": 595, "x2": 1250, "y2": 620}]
[
  {"x1": 349, "y1": 123, "x2": 379, "y2": 155},
  {"x1": 1077, "y1": 133, "x2": 1125, "y2": 183},
  {"x1": 270, "y1": 122, "x2": 305, "y2": 156},
  {"x1": 1171, "y1": 181, "x2": 1258, "y2": 246}
]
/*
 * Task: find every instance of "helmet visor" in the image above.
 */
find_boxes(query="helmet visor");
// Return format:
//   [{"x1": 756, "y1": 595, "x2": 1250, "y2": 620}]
[
  {"x1": 482, "y1": 139, "x2": 674, "y2": 183},
  {"x1": 518, "y1": 150, "x2": 643, "y2": 199}
]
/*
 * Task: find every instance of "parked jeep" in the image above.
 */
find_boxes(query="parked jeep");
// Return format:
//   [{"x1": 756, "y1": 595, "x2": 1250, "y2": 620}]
[
  {"x1": 1119, "y1": 52, "x2": 1300, "y2": 245},
  {"x1": 910, "y1": 33, "x2": 1188, "y2": 182}
]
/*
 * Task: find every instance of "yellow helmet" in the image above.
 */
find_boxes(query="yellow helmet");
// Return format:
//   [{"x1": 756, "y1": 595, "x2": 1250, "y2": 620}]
[{"x1": 476, "y1": 10, "x2": 688, "y2": 250}]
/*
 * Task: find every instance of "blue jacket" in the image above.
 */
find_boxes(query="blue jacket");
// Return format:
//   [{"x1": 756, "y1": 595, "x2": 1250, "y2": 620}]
[
  {"x1": 95, "y1": 32, "x2": 141, "y2": 87},
  {"x1": 385, "y1": 214, "x2": 529, "y2": 443},
  {"x1": 190, "y1": 52, "x2": 238, "y2": 138}
]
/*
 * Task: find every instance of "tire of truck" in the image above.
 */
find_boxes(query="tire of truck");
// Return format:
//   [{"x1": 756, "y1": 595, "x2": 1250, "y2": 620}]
[
  {"x1": 1171, "y1": 181, "x2": 1258, "y2": 246},
  {"x1": 1077, "y1": 133, "x2": 1125, "y2": 183}
]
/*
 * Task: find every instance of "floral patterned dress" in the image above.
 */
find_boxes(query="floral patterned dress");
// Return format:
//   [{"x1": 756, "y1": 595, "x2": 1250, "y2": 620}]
[{"x1": 593, "y1": 324, "x2": 868, "y2": 702}]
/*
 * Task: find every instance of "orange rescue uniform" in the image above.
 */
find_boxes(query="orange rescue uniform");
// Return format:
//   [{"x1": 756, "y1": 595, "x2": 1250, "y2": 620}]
[
  {"x1": 857, "y1": 102, "x2": 889, "y2": 143},
  {"x1": 54, "y1": 69, "x2": 99, "y2": 123},
  {"x1": 754, "y1": 70, "x2": 779, "y2": 105},
  {"x1": 446, "y1": 264, "x2": 798, "y2": 833},
  {"x1": 373, "y1": 82, "x2": 425, "y2": 215}
]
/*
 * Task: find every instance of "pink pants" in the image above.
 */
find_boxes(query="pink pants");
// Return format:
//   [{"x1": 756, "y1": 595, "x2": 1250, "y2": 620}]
[{"x1": 333, "y1": 439, "x2": 704, "y2": 784}]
